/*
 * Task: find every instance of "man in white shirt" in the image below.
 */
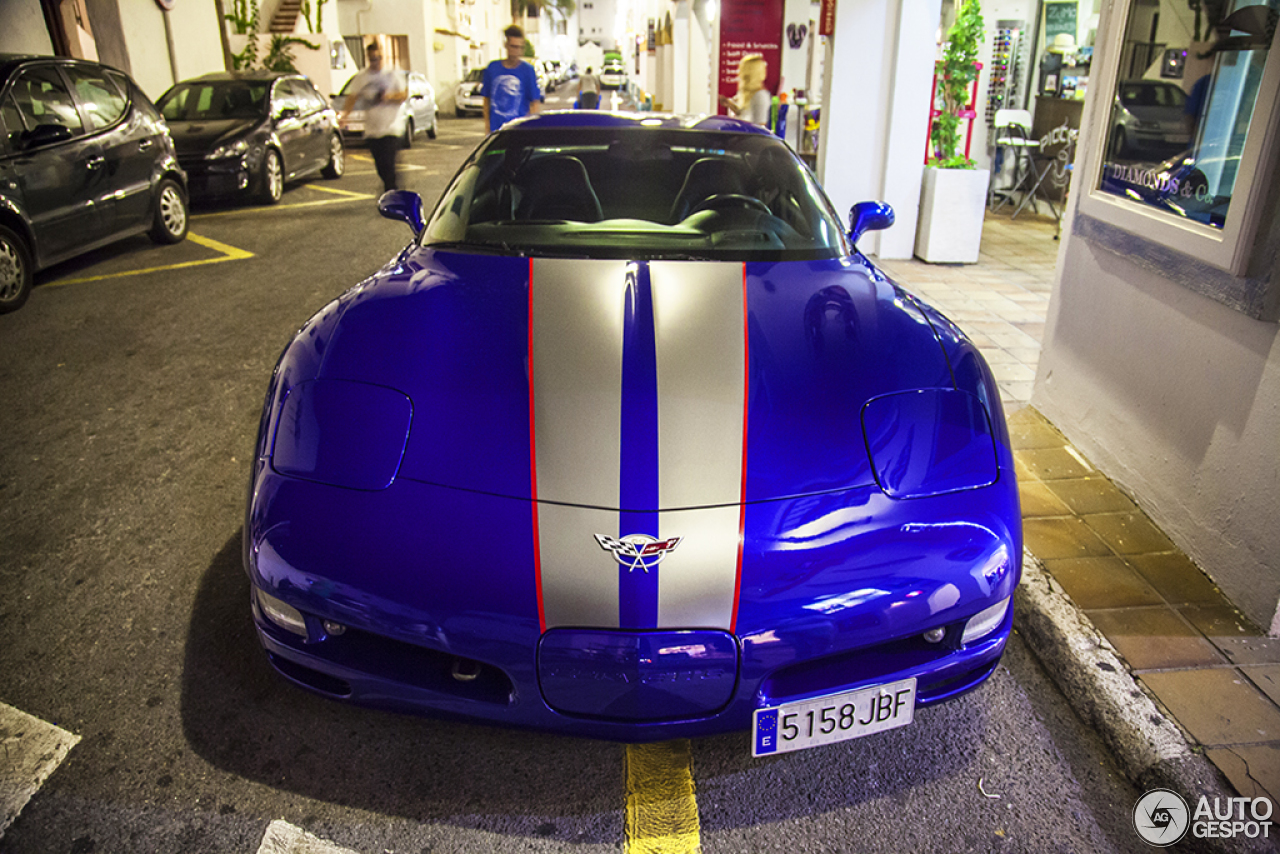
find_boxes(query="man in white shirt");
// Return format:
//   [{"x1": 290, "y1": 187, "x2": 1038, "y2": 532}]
[{"x1": 340, "y1": 43, "x2": 407, "y2": 193}]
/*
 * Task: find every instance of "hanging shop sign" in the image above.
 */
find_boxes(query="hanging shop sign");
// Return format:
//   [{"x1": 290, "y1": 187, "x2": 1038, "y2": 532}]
[
  {"x1": 717, "y1": 0, "x2": 784, "y2": 112},
  {"x1": 819, "y1": 0, "x2": 836, "y2": 36}
]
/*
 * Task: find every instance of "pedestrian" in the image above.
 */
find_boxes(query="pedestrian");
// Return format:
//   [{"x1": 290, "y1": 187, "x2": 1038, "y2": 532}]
[
  {"x1": 719, "y1": 53, "x2": 771, "y2": 127},
  {"x1": 340, "y1": 42, "x2": 407, "y2": 194},
  {"x1": 482, "y1": 25, "x2": 543, "y2": 133},
  {"x1": 578, "y1": 66, "x2": 601, "y2": 109}
]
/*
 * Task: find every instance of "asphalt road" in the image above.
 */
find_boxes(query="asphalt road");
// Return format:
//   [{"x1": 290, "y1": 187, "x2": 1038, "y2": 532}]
[{"x1": 2, "y1": 102, "x2": 1152, "y2": 853}]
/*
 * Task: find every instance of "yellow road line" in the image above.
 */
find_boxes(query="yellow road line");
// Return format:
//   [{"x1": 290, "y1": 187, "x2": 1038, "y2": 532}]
[
  {"x1": 625, "y1": 740, "x2": 702, "y2": 854},
  {"x1": 305, "y1": 184, "x2": 371, "y2": 198},
  {"x1": 191, "y1": 194, "x2": 376, "y2": 218},
  {"x1": 48, "y1": 232, "x2": 253, "y2": 287}
]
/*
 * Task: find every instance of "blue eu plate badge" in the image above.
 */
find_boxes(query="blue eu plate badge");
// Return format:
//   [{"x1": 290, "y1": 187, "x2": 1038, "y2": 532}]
[{"x1": 755, "y1": 709, "x2": 779, "y2": 755}]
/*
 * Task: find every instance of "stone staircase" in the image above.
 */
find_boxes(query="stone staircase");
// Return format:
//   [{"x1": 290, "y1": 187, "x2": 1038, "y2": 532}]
[{"x1": 268, "y1": 0, "x2": 302, "y2": 33}]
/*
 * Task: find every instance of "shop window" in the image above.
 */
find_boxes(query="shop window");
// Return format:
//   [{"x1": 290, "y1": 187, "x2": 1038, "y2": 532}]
[{"x1": 1078, "y1": 0, "x2": 1280, "y2": 278}]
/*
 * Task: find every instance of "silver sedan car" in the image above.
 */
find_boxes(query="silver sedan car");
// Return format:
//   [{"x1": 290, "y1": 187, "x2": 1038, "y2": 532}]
[
  {"x1": 1109, "y1": 79, "x2": 1188, "y2": 160},
  {"x1": 331, "y1": 70, "x2": 438, "y2": 147}
]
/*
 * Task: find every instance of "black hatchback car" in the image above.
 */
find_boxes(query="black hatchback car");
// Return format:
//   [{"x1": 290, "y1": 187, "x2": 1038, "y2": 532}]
[
  {"x1": 0, "y1": 54, "x2": 188, "y2": 314},
  {"x1": 157, "y1": 71, "x2": 343, "y2": 205}
]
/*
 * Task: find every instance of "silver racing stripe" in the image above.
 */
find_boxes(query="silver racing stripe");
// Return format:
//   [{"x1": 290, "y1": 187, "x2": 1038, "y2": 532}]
[
  {"x1": 531, "y1": 260, "x2": 746, "y2": 631},
  {"x1": 658, "y1": 505, "x2": 743, "y2": 628},
  {"x1": 530, "y1": 259, "x2": 626, "y2": 508},
  {"x1": 651, "y1": 261, "x2": 747, "y2": 630},
  {"x1": 651, "y1": 261, "x2": 747, "y2": 508},
  {"x1": 538, "y1": 502, "x2": 622, "y2": 628},
  {"x1": 532, "y1": 259, "x2": 627, "y2": 629}
]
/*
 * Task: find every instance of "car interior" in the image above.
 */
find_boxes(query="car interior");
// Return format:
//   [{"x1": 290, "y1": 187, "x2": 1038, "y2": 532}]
[{"x1": 431, "y1": 128, "x2": 843, "y2": 259}]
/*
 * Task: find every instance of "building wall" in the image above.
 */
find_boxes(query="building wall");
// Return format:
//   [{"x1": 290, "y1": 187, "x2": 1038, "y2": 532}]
[
  {"x1": 1033, "y1": 0, "x2": 1280, "y2": 633},
  {"x1": 817, "y1": 0, "x2": 941, "y2": 259},
  {"x1": 336, "y1": 0, "x2": 436, "y2": 81},
  {"x1": 1034, "y1": 211, "x2": 1280, "y2": 629},
  {"x1": 0, "y1": 0, "x2": 55, "y2": 55},
  {"x1": 113, "y1": 2, "x2": 223, "y2": 99}
]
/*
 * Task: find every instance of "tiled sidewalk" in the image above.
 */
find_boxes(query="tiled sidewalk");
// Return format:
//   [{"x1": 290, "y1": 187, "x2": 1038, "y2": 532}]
[{"x1": 879, "y1": 210, "x2": 1280, "y2": 806}]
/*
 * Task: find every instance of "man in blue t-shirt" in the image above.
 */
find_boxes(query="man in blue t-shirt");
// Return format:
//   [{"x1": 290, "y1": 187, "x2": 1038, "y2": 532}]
[{"x1": 482, "y1": 25, "x2": 543, "y2": 133}]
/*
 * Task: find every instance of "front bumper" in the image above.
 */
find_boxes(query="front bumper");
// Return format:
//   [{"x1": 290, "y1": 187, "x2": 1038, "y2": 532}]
[
  {"x1": 456, "y1": 93, "x2": 485, "y2": 114},
  {"x1": 251, "y1": 588, "x2": 1011, "y2": 742},
  {"x1": 245, "y1": 474, "x2": 1019, "y2": 742},
  {"x1": 179, "y1": 154, "x2": 258, "y2": 199}
]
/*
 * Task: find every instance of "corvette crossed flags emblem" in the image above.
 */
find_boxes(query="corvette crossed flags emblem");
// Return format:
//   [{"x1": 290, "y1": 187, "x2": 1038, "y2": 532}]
[{"x1": 594, "y1": 533, "x2": 683, "y2": 573}]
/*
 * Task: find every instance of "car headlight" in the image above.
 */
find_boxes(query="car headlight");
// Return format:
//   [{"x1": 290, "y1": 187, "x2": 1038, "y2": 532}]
[
  {"x1": 257, "y1": 589, "x2": 308, "y2": 637},
  {"x1": 270, "y1": 378, "x2": 413, "y2": 490},
  {"x1": 861, "y1": 388, "x2": 1000, "y2": 499},
  {"x1": 962, "y1": 596, "x2": 1011, "y2": 644},
  {"x1": 207, "y1": 137, "x2": 250, "y2": 160}
]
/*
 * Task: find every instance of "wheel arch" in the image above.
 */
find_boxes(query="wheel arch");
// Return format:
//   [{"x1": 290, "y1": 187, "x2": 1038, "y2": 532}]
[{"x1": 0, "y1": 205, "x2": 41, "y2": 272}]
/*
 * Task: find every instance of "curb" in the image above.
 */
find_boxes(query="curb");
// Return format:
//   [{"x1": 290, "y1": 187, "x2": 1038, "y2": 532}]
[{"x1": 1014, "y1": 550, "x2": 1276, "y2": 853}]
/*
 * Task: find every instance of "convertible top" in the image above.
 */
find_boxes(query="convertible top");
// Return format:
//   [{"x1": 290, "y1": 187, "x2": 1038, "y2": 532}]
[{"x1": 503, "y1": 110, "x2": 774, "y2": 135}]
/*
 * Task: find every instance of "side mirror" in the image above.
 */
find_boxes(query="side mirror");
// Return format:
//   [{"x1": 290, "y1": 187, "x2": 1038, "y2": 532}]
[
  {"x1": 22, "y1": 124, "x2": 74, "y2": 150},
  {"x1": 378, "y1": 190, "x2": 426, "y2": 237},
  {"x1": 277, "y1": 106, "x2": 300, "y2": 120},
  {"x1": 848, "y1": 201, "x2": 895, "y2": 245}
]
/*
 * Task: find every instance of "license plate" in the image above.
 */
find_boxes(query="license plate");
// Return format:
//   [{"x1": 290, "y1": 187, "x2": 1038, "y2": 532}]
[{"x1": 752, "y1": 678, "x2": 916, "y2": 756}]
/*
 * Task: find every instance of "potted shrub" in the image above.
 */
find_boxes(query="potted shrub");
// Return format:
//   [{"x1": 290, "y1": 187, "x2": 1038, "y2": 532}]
[{"x1": 914, "y1": 0, "x2": 989, "y2": 263}]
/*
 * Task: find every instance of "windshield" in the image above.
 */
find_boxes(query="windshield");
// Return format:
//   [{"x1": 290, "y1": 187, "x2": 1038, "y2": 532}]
[
  {"x1": 1118, "y1": 82, "x2": 1186, "y2": 109},
  {"x1": 157, "y1": 81, "x2": 269, "y2": 121},
  {"x1": 423, "y1": 127, "x2": 848, "y2": 261}
]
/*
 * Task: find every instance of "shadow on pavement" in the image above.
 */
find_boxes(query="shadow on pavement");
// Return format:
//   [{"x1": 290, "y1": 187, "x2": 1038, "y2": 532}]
[{"x1": 180, "y1": 530, "x2": 621, "y2": 840}]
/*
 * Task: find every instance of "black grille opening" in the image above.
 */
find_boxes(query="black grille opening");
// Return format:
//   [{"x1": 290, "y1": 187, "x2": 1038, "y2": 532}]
[{"x1": 269, "y1": 653, "x2": 352, "y2": 697}]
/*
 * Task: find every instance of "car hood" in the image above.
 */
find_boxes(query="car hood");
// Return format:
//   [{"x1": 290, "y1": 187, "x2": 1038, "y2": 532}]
[
  {"x1": 167, "y1": 118, "x2": 261, "y2": 153},
  {"x1": 300, "y1": 250, "x2": 954, "y2": 510}
]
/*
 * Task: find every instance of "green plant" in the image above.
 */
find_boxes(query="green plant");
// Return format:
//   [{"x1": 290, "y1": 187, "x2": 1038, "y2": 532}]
[
  {"x1": 226, "y1": 0, "x2": 261, "y2": 69},
  {"x1": 300, "y1": 0, "x2": 328, "y2": 33},
  {"x1": 261, "y1": 34, "x2": 321, "y2": 73},
  {"x1": 224, "y1": 0, "x2": 258, "y2": 33},
  {"x1": 929, "y1": 0, "x2": 984, "y2": 168}
]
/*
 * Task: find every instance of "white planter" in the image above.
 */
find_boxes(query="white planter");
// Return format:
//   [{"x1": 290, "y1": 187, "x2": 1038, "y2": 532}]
[{"x1": 914, "y1": 167, "x2": 990, "y2": 264}]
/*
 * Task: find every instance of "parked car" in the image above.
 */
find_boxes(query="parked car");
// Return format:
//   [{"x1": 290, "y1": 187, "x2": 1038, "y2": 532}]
[
  {"x1": 332, "y1": 69, "x2": 437, "y2": 147},
  {"x1": 156, "y1": 71, "x2": 343, "y2": 205},
  {"x1": 243, "y1": 113, "x2": 1021, "y2": 751},
  {"x1": 0, "y1": 53, "x2": 188, "y2": 314},
  {"x1": 1100, "y1": 142, "x2": 1235, "y2": 229},
  {"x1": 1109, "y1": 79, "x2": 1189, "y2": 159},
  {"x1": 536, "y1": 60, "x2": 557, "y2": 93},
  {"x1": 454, "y1": 68, "x2": 485, "y2": 117},
  {"x1": 600, "y1": 60, "x2": 627, "y2": 90}
]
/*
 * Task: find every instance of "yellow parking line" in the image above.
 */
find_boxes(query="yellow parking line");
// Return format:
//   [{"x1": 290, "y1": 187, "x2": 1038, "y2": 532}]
[
  {"x1": 191, "y1": 194, "x2": 376, "y2": 219},
  {"x1": 305, "y1": 184, "x2": 371, "y2": 198},
  {"x1": 625, "y1": 741, "x2": 702, "y2": 854},
  {"x1": 49, "y1": 232, "x2": 253, "y2": 287}
]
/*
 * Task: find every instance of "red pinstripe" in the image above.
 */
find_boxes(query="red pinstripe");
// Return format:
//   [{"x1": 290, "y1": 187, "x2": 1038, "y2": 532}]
[
  {"x1": 528, "y1": 257, "x2": 546, "y2": 632},
  {"x1": 731, "y1": 263, "x2": 749, "y2": 634}
]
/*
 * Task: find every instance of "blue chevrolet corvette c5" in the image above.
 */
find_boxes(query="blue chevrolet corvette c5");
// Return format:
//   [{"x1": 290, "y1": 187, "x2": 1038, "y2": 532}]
[{"x1": 244, "y1": 112, "x2": 1021, "y2": 755}]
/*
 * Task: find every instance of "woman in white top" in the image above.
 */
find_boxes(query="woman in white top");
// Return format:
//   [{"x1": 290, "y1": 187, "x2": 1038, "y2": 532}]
[{"x1": 719, "y1": 54, "x2": 771, "y2": 126}]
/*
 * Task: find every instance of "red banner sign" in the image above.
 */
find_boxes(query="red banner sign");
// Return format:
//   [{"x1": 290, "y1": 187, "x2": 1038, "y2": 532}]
[
  {"x1": 819, "y1": 0, "x2": 836, "y2": 36},
  {"x1": 718, "y1": 0, "x2": 784, "y2": 114}
]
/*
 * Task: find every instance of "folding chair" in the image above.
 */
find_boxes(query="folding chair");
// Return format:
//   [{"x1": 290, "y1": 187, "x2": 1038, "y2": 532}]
[{"x1": 989, "y1": 109, "x2": 1058, "y2": 220}]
